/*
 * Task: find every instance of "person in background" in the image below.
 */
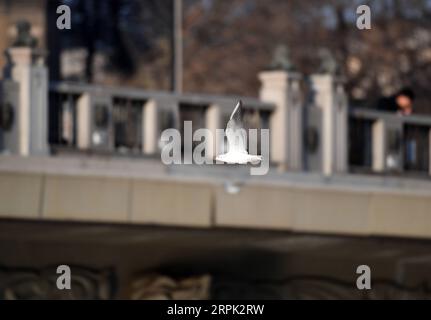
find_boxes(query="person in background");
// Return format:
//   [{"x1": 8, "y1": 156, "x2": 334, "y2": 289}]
[{"x1": 377, "y1": 87, "x2": 415, "y2": 116}]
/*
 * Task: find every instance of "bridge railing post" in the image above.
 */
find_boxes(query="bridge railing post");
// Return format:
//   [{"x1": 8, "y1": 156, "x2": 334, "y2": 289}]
[
  {"x1": 143, "y1": 99, "x2": 159, "y2": 155},
  {"x1": 76, "y1": 92, "x2": 113, "y2": 151},
  {"x1": 372, "y1": 117, "x2": 403, "y2": 173},
  {"x1": 143, "y1": 98, "x2": 179, "y2": 156},
  {"x1": 258, "y1": 70, "x2": 303, "y2": 171},
  {"x1": 76, "y1": 93, "x2": 91, "y2": 150},
  {"x1": 205, "y1": 103, "x2": 221, "y2": 161}
]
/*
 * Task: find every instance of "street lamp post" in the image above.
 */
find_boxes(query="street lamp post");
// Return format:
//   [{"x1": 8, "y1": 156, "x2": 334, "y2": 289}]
[{"x1": 173, "y1": 0, "x2": 183, "y2": 93}]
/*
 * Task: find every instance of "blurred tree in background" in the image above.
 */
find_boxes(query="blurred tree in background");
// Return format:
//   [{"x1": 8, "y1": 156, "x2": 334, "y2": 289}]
[
  {"x1": 182, "y1": 0, "x2": 431, "y2": 113},
  {"x1": 47, "y1": 0, "x2": 431, "y2": 112}
]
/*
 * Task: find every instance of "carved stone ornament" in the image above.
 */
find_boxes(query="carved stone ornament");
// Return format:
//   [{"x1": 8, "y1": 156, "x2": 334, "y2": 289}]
[
  {"x1": 12, "y1": 21, "x2": 38, "y2": 48},
  {"x1": 131, "y1": 274, "x2": 211, "y2": 300},
  {"x1": 269, "y1": 44, "x2": 295, "y2": 71},
  {"x1": 0, "y1": 265, "x2": 116, "y2": 300}
]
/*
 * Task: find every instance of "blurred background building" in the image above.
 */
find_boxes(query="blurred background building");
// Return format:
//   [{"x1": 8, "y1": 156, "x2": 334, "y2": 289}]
[{"x1": 0, "y1": 0, "x2": 431, "y2": 299}]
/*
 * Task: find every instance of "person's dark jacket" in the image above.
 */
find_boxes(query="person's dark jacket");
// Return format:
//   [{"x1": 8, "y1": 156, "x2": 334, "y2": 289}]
[{"x1": 376, "y1": 95, "x2": 400, "y2": 113}]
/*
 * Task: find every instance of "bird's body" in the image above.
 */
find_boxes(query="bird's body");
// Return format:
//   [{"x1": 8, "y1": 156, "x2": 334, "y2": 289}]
[
  {"x1": 216, "y1": 152, "x2": 262, "y2": 164},
  {"x1": 215, "y1": 100, "x2": 263, "y2": 164}
]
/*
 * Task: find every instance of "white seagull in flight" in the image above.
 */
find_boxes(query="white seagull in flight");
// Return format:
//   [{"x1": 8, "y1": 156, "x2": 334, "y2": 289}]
[{"x1": 216, "y1": 100, "x2": 263, "y2": 164}]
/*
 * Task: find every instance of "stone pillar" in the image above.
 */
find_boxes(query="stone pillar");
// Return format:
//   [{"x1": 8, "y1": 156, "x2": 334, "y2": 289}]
[
  {"x1": 258, "y1": 70, "x2": 303, "y2": 171},
  {"x1": 143, "y1": 99, "x2": 159, "y2": 155},
  {"x1": 6, "y1": 47, "x2": 48, "y2": 156},
  {"x1": 310, "y1": 74, "x2": 348, "y2": 175},
  {"x1": 205, "y1": 104, "x2": 221, "y2": 160}
]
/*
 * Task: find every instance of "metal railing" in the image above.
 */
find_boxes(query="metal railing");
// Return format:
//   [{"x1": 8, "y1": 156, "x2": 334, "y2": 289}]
[
  {"x1": 3, "y1": 44, "x2": 429, "y2": 179},
  {"x1": 47, "y1": 82, "x2": 431, "y2": 178},
  {"x1": 349, "y1": 108, "x2": 431, "y2": 176},
  {"x1": 48, "y1": 82, "x2": 274, "y2": 159}
]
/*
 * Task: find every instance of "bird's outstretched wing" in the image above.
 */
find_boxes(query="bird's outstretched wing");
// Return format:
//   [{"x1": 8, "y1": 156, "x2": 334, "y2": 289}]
[{"x1": 226, "y1": 101, "x2": 247, "y2": 153}]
